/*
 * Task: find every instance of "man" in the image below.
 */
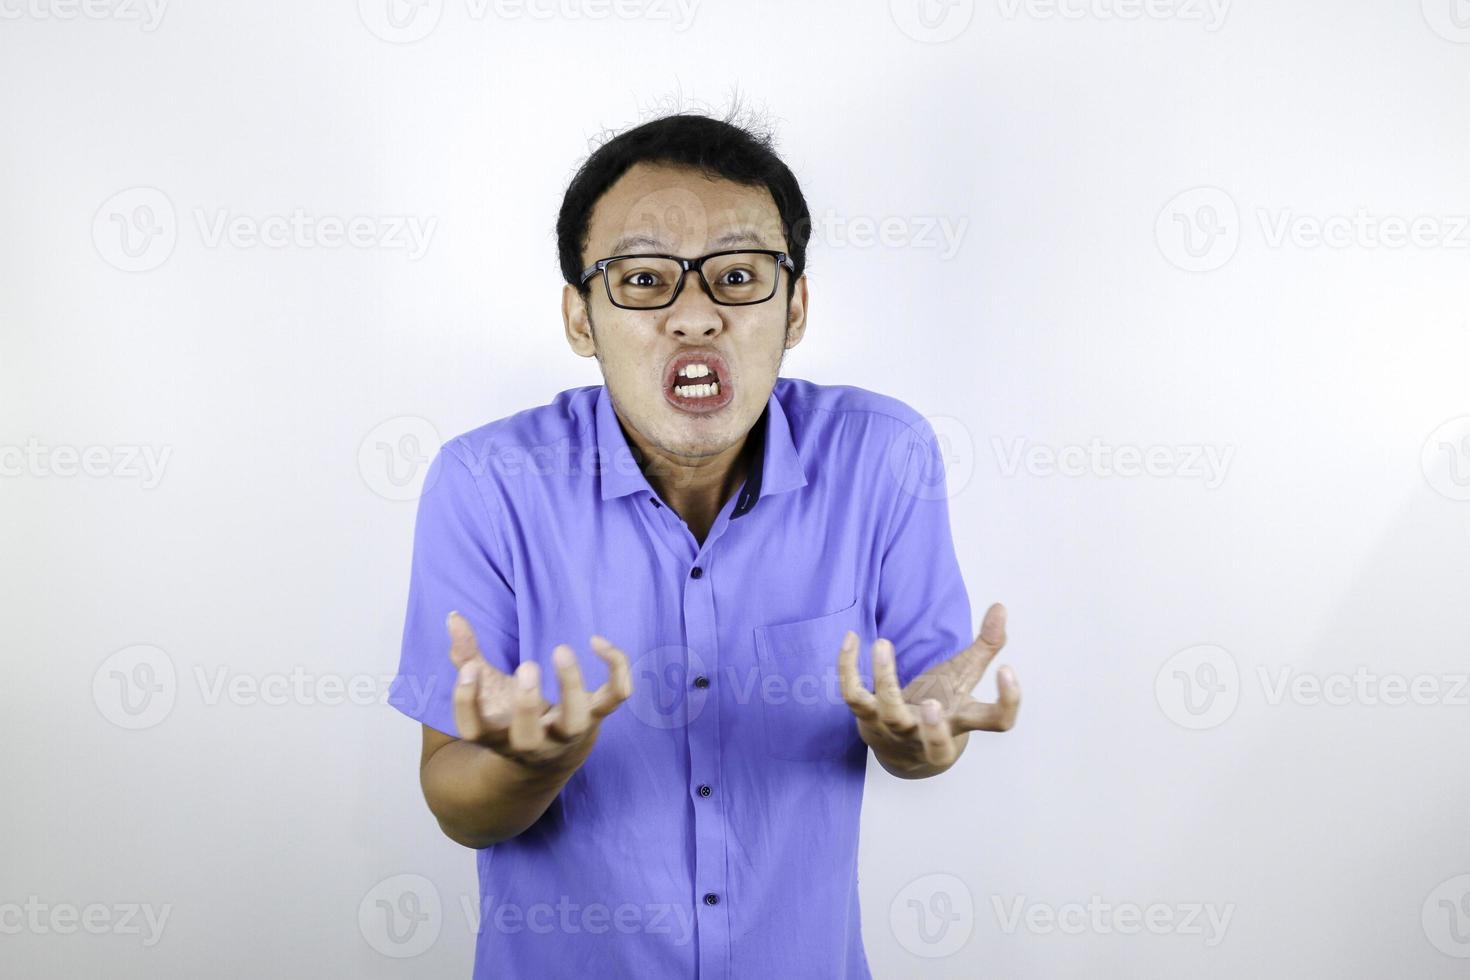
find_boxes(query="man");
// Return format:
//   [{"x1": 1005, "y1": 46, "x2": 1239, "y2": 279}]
[{"x1": 388, "y1": 111, "x2": 1021, "y2": 978}]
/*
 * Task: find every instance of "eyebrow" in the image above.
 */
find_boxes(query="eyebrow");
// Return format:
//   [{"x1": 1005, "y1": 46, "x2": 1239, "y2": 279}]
[
  {"x1": 606, "y1": 230, "x2": 774, "y2": 255},
  {"x1": 608, "y1": 234, "x2": 666, "y2": 253},
  {"x1": 709, "y1": 230, "x2": 771, "y2": 249}
]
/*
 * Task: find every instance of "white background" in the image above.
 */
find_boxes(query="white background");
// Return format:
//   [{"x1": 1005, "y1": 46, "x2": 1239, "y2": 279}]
[{"x1": 3, "y1": 0, "x2": 1470, "y2": 976}]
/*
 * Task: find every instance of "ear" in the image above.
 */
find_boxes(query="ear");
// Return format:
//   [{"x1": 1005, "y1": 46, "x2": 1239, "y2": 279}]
[
  {"x1": 562, "y1": 283, "x2": 597, "y2": 357},
  {"x1": 783, "y1": 274, "x2": 809, "y2": 349}
]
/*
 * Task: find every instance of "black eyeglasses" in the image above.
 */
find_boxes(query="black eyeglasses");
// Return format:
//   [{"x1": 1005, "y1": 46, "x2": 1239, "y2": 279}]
[{"x1": 579, "y1": 249, "x2": 795, "y2": 310}]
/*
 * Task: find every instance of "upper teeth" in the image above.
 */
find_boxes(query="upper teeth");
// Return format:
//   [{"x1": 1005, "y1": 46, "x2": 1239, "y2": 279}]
[{"x1": 677, "y1": 363, "x2": 712, "y2": 379}]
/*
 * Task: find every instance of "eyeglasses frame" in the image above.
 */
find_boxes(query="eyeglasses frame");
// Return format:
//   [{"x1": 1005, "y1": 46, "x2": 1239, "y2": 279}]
[{"x1": 578, "y1": 248, "x2": 797, "y2": 310}]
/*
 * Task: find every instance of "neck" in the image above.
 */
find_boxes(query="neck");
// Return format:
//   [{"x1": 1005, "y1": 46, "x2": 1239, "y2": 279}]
[{"x1": 613, "y1": 411, "x2": 754, "y2": 539}]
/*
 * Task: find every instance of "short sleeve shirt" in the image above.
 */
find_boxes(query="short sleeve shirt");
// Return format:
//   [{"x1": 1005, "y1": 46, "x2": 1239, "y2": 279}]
[{"x1": 388, "y1": 376, "x2": 973, "y2": 979}]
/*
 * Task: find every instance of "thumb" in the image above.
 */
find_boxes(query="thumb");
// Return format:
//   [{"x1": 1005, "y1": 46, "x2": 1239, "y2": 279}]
[
  {"x1": 978, "y1": 602, "x2": 1007, "y2": 650},
  {"x1": 445, "y1": 610, "x2": 487, "y2": 669}
]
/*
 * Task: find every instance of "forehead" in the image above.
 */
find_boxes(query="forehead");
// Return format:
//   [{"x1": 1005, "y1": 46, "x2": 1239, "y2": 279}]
[{"x1": 585, "y1": 161, "x2": 785, "y2": 259}]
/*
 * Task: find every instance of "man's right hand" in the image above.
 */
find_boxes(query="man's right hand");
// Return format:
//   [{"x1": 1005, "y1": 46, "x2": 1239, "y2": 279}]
[{"x1": 446, "y1": 610, "x2": 633, "y2": 773}]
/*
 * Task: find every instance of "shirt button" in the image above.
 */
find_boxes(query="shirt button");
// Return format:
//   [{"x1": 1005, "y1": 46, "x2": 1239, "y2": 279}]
[
  {"x1": 690, "y1": 566, "x2": 703, "y2": 579},
  {"x1": 693, "y1": 675, "x2": 709, "y2": 689},
  {"x1": 703, "y1": 893, "x2": 719, "y2": 905},
  {"x1": 698, "y1": 784, "x2": 712, "y2": 797}
]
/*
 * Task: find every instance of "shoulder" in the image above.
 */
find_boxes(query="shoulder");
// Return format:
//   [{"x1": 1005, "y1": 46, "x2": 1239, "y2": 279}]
[
  {"x1": 775, "y1": 377, "x2": 954, "y2": 513},
  {"x1": 775, "y1": 376, "x2": 939, "y2": 447},
  {"x1": 428, "y1": 386, "x2": 598, "y2": 504},
  {"x1": 440, "y1": 385, "x2": 598, "y2": 470}
]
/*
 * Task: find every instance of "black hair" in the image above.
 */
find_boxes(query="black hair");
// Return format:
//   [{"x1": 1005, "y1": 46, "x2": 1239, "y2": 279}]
[{"x1": 556, "y1": 108, "x2": 811, "y2": 300}]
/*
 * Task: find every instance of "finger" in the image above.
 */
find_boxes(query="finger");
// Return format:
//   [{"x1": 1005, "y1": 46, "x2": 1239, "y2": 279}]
[
  {"x1": 918, "y1": 698, "x2": 958, "y2": 767},
  {"x1": 872, "y1": 639, "x2": 917, "y2": 733},
  {"x1": 952, "y1": 666, "x2": 1022, "y2": 733},
  {"x1": 545, "y1": 644, "x2": 591, "y2": 741},
  {"x1": 838, "y1": 630, "x2": 879, "y2": 723},
  {"x1": 587, "y1": 635, "x2": 633, "y2": 718},
  {"x1": 452, "y1": 659, "x2": 486, "y2": 741},
  {"x1": 955, "y1": 602, "x2": 1009, "y2": 693},
  {"x1": 446, "y1": 610, "x2": 487, "y2": 669},
  {"x1": 506, "y1": 661, "x2": 547, "y2": 752}
]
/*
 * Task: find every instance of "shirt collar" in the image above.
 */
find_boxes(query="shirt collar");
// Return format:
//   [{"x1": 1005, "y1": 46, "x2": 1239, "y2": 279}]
[{"x1": 594, "y1": 382, "x2": 808, "y2": 517}]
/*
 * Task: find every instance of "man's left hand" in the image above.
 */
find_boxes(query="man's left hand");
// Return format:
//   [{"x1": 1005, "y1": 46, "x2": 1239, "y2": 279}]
[{"x1": 838, "y1": 602, "x2": 1020, "y2": 777}]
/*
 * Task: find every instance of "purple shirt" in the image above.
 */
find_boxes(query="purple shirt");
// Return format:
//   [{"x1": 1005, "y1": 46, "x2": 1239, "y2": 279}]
[{"x1": 389, "y1": 376, "x2": 972, "y2": 979}]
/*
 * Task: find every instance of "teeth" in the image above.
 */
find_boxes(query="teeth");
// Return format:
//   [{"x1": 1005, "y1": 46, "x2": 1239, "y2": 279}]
[
  {"x1": 673, "y1": 382, "x2": 720, "y2": 399},
  {"x1": 676, "y1": 363, "x2": 711, "y2": 379}
]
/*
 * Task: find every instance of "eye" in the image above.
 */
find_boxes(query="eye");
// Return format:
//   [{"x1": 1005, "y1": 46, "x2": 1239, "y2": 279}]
[
  {"x1": 622, "y1": 269, "x2": 664, "y2": 289},
  {"x1": 720, "y1": 267, "x2": 754, "y2": 286}
]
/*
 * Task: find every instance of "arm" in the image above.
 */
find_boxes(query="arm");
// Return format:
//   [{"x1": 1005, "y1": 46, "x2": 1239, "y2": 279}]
[
  {"x1": 839, "y1": 415, "x2": 1022, "y2": 778},
  {"x1": 389, "y1": 445, "x2": 618, "y2": 846},
  {"x1": 416, "y1": 614, "x2": 632, "y2": 849},
  {"x1": 418, "y1": 725, "x2": 588, "y2": 848}
]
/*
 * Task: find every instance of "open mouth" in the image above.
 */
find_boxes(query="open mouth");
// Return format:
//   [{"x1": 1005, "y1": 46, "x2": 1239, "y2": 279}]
[
  {"x1": 664, "y1": 354, "x2": 733, "y2": 413},
  {"x1": 670, "y1": 367, "x2": 722, "y2": 398}
]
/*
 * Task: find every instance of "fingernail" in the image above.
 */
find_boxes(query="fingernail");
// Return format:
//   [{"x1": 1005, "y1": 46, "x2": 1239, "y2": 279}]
[
  {"x1": 517, "y1": 664, "x2": 537, "y2": 690},
  {"x1": 446, "y1": 610, "x2": 458, "y2": 627},
  {"x1": 921, "y1": 700, "x2": 941, "y2": 724},
  {"x1": 553, "y1": 646, "x2": 573, "y2": 667},
  {"x1": 457, "y1": 663, "x2": 474, "y2": 686}
]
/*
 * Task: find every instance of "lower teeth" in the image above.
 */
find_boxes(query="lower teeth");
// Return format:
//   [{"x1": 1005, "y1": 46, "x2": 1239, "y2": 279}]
[{"x1": 673, "y1": 382, "x2": 719, "y2": 399}]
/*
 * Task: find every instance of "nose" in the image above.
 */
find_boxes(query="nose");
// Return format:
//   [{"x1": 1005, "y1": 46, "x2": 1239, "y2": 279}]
[{"x1": 662, "y1": 272, "x2": 724, "y2": 339}]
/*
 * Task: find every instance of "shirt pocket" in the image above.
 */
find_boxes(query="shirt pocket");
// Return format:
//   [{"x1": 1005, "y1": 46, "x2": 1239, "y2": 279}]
[{"x1": 752, "y1": 597, "x2": 865, "y2": 761}]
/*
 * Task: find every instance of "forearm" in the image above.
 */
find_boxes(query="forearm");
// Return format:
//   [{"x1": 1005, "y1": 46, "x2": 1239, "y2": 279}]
[{"x1": 421, "y1": 739, "x2": 588, "y2": 848}]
